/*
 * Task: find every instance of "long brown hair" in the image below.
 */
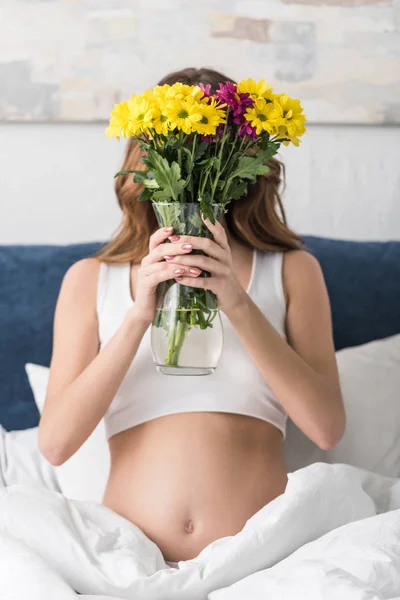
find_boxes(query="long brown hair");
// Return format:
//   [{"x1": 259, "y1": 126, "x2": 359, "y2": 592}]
[{"x1": 95, "y1": 67, "x2": 303, "y2": 264}]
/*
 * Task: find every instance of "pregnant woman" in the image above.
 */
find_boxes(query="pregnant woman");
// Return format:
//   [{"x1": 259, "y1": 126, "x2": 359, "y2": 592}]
[{"x1": 38, "y1": 68, "x2": 345, "y2": 563}]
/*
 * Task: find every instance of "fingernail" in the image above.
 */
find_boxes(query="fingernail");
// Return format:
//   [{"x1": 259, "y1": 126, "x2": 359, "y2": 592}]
[
  {"x1": 189, "y1": 268, "x2": 201, "y2": 275},
  {"x1": 164, "y1": 255, "x2": 174, "y2": 260},
  {"x1": 168, "y1": 235, "x2": 180, "y2": 242},
  {"x1": 164, "y1": 227, "x2": 173, "y2": 233},
  {"x1": 174, "y1": 268, "x2": 185, "y2": 274},
  {"x1": 175, "y1": 276, "x2": 183, "y2": 281},
  {"x1": 182, "y1": 244, "x2": 192, "y2": 250}
]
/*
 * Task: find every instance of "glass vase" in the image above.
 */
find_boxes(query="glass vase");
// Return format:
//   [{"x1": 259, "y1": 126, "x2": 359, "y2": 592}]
[{"x1": 151, "y1": 202, "x2": 224, "y2": 375}]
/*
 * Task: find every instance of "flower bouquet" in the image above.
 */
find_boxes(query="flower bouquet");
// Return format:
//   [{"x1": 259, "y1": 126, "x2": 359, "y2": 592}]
[{"x1": 106, "y1": 78, "x2": 306, "y2": 374}]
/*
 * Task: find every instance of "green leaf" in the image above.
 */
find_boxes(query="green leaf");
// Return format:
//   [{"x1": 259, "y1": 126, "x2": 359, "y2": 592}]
[
  {"x1": 152, "y1": 189, "x2": 174, "y2": 201},
  {"x1": 164, "y1": 136, "x2": 180, "y2": 150},
  {"x1": 258, "y1": 141, "x2": 280, "y2": 160},
  {"x1": 198, "y1": 197, "x2": 216, "y2": 225},
  {"x1": 188, "y1": 212, "x2": 203, "y2": 231},
  {"x1": 153, "y1": 203, "x2": 182, "y2": 227},
  {"x1": 137, "y1": 138, "x2": 151, "y2": 153},
  {"x1": 140, "y1": 155, "x2": 154, "y2": 169},
  {"x1": 147, "y1": 149, "x2": 186, "y2": 201},
  {"x1": 228, "y1": 155, "x2": 270, "y2": 182},
  {"x1": 132, "y1": 170, "x2": 149, "y2": 183},
  {"x1": 194, "y1": 141, "x2": 208, "y2": 162},
  {"x1": 142, "y1": 178, "x2": 160, "y2": 189},
  {"x1": 229, "y1": 180, "x2": 249, "y2": 200},
  {"x1": 138, "y1": 187, "x2": 153, "y2": 201},
  {"x1": 259, "y1": 135, "x2": 271, "y2": 149},
  {"x1": 174, "y1": 221, "x2": 187, "y2": 235},
  {"x1": 114, "y1": 169, "x2": 136, "y2": 178}
]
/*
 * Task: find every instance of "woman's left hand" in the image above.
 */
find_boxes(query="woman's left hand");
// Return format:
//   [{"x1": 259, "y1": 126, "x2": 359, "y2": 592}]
[{"x1": 164, "y1": 217, "x2": 247, "y2": 313}]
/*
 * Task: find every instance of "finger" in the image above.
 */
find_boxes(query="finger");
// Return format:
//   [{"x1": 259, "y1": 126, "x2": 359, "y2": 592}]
[
  {"x1": 168, "y1": 235, "x2": 226, "y2": 261},
  {"x1": 146, "y1": 270, "x2": 199, "y2": 290},
  {"x1": 140, "y1": 261, "x2": 202, "y2": 277},
  {"x1": 142, "y1": 240, "x2": 194, "y2": 266},
  {"x1": 164, "y1": 253, "x2": 224, "y2": 275},
  {"x1": 148, "y1": 268, "x2": 202, "y2": 289},
  {"x1": 201, "y1": 216, "x2": 229, "y2": 250},
  {"x1": 148, "y1": 226, "x2": 174, "y2": 252},
  {"x1": 174, "y1": 276, "x2": 212, "y2": 290}
]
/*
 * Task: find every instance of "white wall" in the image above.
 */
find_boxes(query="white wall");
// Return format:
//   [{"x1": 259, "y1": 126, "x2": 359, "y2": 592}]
[{"x1": 1, "y1": 122, "x2": 399, "y2": 244}]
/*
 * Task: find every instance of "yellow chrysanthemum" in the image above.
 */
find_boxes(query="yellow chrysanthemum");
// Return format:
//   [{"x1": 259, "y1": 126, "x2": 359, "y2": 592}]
[
  {"x1": 149, "y1": 84, "x2": 171, "y2": 99},
  {"x1": 105, "y1": 100, "x2": 131, "y2": 139},
  {"x1": 244, "y1": 97, "x2": 276, "y2": 136},
  {"x1": 152, "y1": 111, "x2": 170, "y2": 135},
  {"x1": 124, "y1": 94, "x2": 155, "y2": 136},
  {"x1": 268, "y1": 94, "x2": 307, "y2": 145},
  {"x1": 192, "y1": 99, "x2": 226, "y2": 135},
  {"x1": 237, "y1": 78, "x2": 275, "y2": 102},
  {"x1": 142, "y1": 90, "x2": 171, "y2": 135},
  {"x1": 164, "y1": 96, "x2": 203, "y2": 134},
  {"x1": 163, "y1": 82, "x2": 204, "y2": 102}
]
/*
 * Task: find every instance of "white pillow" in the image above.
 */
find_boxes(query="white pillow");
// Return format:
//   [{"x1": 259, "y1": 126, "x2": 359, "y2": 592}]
[
  {"x1": 326, "y1": 334, "x2": 400, "y2": 477},
  {"x1": 25, "y1": 363, "x2": 110, "y2": 503}
]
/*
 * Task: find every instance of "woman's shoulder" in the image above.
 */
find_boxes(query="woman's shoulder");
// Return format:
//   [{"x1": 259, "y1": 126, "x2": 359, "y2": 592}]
[
  {"x1": 282, "y1": 249, "x2": 325, "y2": 305},
  {"x1": 57, "y1": 258, "x2": 102, "y2": 312},
  {"x1": 283, "y1": 248, "x2": 321, "y2": 272},
  {"x1": 62, "y1": 257, "x2": 102, "y2": 289},
  {"x1": 256, "y1": 248, "x2": 320, "y2": 278}
]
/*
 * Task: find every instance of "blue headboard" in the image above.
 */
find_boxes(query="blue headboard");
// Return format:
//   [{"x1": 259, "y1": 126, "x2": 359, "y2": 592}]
[{"x1": 0, "y1": 237, "x2": 399, "y2": 431}]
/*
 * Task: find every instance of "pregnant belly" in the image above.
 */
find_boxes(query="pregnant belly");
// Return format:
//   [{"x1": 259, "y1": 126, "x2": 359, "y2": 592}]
[{"x1": 102, "y1": 412, "x2": 288, "y2": 563}]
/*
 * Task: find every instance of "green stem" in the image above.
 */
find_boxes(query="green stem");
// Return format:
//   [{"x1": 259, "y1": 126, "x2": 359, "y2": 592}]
[
  {"x1": 199, "y1": 167, "x2": 211, "y2": 200},
  {"x1": 165, "y1": 311, "x2": 188, "y2": 367},
  {"x1": 219, "y1": 132, "x2": 238, "y2": 178},
  {"x1": 165, "y1": 312, "x2": 178, "y2": 365},
  {"x1": 189, "y1": 135, "x2": 197, "y2": 202},
  {"x1": 174, "y1": 317, "x2": 188, "y2": 363},
  {"x1": 197, "y1": 141, "x2": 211, "y2": 199},
  {"x1": 177, "y1": 131, "x2": 184, "y2": 203},
  {"x1": 221, "y1": 180, "x2": 232, "y2": 204},
  {"x1": 219, "y1": 134, "x2": 249, "y2": 182},
  {"x1": 210, "y1": 107, "x2": 230, "y2": 204}
]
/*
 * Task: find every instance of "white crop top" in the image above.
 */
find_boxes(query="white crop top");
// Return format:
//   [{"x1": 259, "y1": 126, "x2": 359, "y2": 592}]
[{"x1": 97, "y1": 249, "x2": 288, "y2": 440}]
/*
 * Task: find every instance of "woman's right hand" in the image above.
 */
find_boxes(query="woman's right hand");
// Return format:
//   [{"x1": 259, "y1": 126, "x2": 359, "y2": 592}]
[{"x1": 127, "y1": 226, "x2": 202, "y2": 325}]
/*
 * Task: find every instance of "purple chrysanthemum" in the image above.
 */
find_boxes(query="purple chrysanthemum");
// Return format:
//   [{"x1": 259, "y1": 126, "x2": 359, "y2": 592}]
[
  {"x1": 237, "y1": 121, "x2": 258, "y2": 140},
  {"x1": 215, "y1": 82, "x2": 253, "y2": 120},
  {"x1": 199, "y1": 83, "x2": 212, "y2": 98}
]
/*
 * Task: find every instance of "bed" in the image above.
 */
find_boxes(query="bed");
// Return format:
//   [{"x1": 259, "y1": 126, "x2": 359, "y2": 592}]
[{"x1": 0, "y1": 236, "x2": 399, "y2": 599}]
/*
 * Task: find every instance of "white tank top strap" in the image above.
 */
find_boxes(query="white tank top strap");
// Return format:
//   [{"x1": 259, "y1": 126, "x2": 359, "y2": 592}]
[
  {"x1": 251, "y1": 250, "x2": 286, "y2": 334},
  {"x1": 97, "y1": 261, "x2": 132, "y2": 342},
  {"x1": 96, "y1": 261, "x2": 108, "y2": 317}
]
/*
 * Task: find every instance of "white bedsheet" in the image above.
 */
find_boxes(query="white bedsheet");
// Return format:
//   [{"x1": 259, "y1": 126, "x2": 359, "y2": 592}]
[{"x1": 0, "y1": 461, "x2": 399, "y2": 600}]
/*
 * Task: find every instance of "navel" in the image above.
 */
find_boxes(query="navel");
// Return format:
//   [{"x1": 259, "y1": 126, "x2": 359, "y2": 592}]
[{"x1": 184, "y1": 519, "x2": 194, "y2": 534}]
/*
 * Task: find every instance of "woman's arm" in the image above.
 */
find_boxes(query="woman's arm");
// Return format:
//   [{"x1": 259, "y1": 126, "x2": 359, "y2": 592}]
[
  {"x1": 225, "y1": 250, "x2": 345, "y2": 450},
  {"x1": 170, "y1": 219, "x2": 345, "y2": 450},
  {"x1": 39, "y1": 226, "x2": 203, "y2": 466},
  {"x1": 38, "y1": 258, "x2": 150, "y2": 466}
]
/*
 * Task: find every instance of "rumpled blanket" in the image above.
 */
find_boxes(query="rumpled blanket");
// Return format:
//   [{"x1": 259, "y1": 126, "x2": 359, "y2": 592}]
[{"x1": 0, "y1": 458, "x2": 399, "y2": 600}]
